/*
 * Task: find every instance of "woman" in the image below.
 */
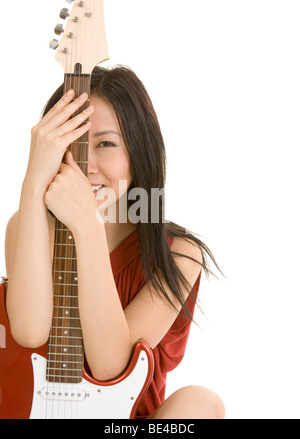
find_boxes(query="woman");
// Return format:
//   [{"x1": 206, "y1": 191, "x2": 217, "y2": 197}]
[{"x1": 5, "y1": 66, "x2": 225, "y2": 419}]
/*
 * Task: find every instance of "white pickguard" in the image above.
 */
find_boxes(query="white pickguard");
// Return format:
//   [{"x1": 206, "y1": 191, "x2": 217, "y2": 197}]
[{"x1": 29, "y1": 352, "x2": 150, "y2": 419}]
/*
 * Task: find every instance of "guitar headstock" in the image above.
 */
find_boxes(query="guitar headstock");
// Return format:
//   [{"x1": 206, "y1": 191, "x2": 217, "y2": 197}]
[{"x1": 50, "y1": 0, "x2": 109, "y2": 75}]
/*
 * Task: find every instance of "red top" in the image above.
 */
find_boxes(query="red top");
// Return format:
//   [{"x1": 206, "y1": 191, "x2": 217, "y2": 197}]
[{"x1": 109, "y1": 230, "x2": 201, "y2": 418}]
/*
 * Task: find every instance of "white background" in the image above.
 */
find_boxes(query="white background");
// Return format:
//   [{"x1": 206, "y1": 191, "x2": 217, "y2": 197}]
[{"x1": 0, "y1": 0, "x2": 300, "y2": 419}]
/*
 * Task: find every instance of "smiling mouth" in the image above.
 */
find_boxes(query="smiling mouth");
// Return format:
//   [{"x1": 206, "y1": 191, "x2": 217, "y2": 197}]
[{"x1": 92, "y1": 185, "x2": 104, "y2": 192}]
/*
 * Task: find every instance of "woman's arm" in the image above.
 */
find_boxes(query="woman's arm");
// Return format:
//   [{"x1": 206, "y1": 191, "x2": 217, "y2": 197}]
[
  {"x1": 5, "y1": 189, "x2": 54, "y2": 348},
  {"x1": 73, "y1": 222, "x2": 133, "y2": 381},
  {"x1": 5, "y1": 90, "x2": 94, "y2": 348},
  {"x1": 73, "y1": 220, "x2": 202, "y2": 382}
]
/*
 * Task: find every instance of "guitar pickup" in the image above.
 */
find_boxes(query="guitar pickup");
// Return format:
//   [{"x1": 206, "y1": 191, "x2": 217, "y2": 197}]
[{"x1": 39, "y1": 387, "x2": 87, "y2": 401}]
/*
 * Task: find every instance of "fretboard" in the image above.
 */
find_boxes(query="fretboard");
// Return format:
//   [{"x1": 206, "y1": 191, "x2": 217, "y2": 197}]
[{"x1": 47, "y1": 74, "x2": 91, "y2": 384}]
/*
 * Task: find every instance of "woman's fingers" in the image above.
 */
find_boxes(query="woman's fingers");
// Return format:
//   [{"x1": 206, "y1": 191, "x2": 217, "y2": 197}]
[
  {"x1": 39, "y1": 89, "x2": 75, "y2": 125},
  {"x1": 62, "y1": 120, "x2": 92, "y2": 148},
  {"x1": 55, "y1": 105, "x2": 95, "y2": 138},
  {"x1": 40, "y1": 91, "x2": 90, "y2": 131}
]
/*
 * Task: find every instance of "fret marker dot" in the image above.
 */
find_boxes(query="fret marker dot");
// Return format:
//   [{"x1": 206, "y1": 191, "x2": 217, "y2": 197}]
[
  {"x1": 63, "y1": 364, "x2": 67, "y2": 368},
  {"x1": 58, "y1": 276, "x2": 62, "y2": 280},
  {"x1": 69, "y1": 236, "x2": 72, "y2": 240},
  {"x1": 65, "y1": 311, "x2": 69, "y2": 315},
  {"x1": 64, "y1": 330, "x2": 68, "y2": 335},
  {"x1": 63, "y1": 348, "x2": 67, "y2": 352},
  {"x1": 74, "y1": 277, "x2": 78, "y2": 281}
]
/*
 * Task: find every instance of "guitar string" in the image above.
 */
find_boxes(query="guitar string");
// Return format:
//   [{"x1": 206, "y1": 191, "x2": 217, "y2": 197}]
[
  {"x1": 47, "y1": 222, "x2": 59, "y2": 419},
  {"x1": 60, "y1": 58, "x2": 71, "y2": 420},
  {"x1": 65, "y1": 42, "x2": 73, "y2": 419},
  {"x1": 71, "y1": 29, "x2": 79, "y2": 420}
]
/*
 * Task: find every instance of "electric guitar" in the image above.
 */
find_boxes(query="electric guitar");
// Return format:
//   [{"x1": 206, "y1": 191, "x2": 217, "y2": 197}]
[{"x1": 0, "y1": 0, "x2": 154, "y2": 419}]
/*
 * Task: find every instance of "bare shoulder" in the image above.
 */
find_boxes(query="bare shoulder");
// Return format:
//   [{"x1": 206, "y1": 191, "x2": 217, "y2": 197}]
[
  {"x1": 171, "y1": 236, "x2": 203, "y2": 263},
  {"x1": 170, "y1": 236, "x2": 203, "y2": 284},
  {"x1": 124, "y1": 235, "x2": 203, "y2": 348}
]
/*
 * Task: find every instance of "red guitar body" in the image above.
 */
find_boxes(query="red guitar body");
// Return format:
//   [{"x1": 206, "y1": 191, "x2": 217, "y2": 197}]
[
  {"x1": 0, "y1": 283, "x2": 154, "y2": 419},
  {"x1": 0, "y1": 283, "x2": 44, "y2": 418}
]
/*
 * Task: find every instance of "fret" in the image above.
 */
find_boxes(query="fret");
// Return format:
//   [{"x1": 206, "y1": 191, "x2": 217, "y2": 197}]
[
  {"x1": 48, "y1": 343, "x2": 83, "y2": 348},
  {"x1": 52, "y1": 299, "x2": 79, "y2": 304},
  {"x1": 51, "y1": 317, "x2": 80, "y2": 322},
  {"x1": 53, "y1": 283, "x2": 78, "y2": 287},
  {"x1": 47, "y1": 364, "x2": 82, "y2": 369},
  {"x1": 53, "y1": 270, "x2": 77, "y2": 274},
  {"x1": 54, "y1": 228, "x2": 71, "y2": 232},
  {"x1": 48, "y1": 352, "x2": 82, "y2": 357},
  {"x1": 52, "y1": 304, "x2": 79, "y2": 312},
  {"x1": 47, "y1": 370, "x2": 82, "y2": 376},
  {"x1": 50, "y1": 332, "x2": 81, "y2": 337},
  {"x1": 53, "y1": 295, "x2": 79, "y2": 300},
  {"x1": 55, "y1": 229, "x2": 73, "y2": 234},
  {"x1": 49, "y1": 335, "x2": 83, "y2": 340},
  {"x1": 53, "y1": 297, "x2": 78, "y2": 303},
  {"x1": 53, "y1": 243, "x2": 76, "y2": 247},
  {"x1": 46, "y1": 374, "x2": 82, "y2": 379},
  {"x1": 47, "y1": 361, "x2": 83, "y2": 365},
  {"x1": 47, "y1": 359, "x2": 83, "y2": 363},
  {"x1": 52, "y1": 303, "x2": 80, "y2": 311},
  {"x1": 47, "y1": 364, "x2": 83, "y2": 370},
  {"x1": 47, "y1": 374, "x2": 82, "y2": 378},
  {"x1": 53, "y1": 306, "x2": 79, "y2": 310},
  {"x1": 52, "y1": 300, "x2": 79, "y2": 305},
  {"x1": 50, "y1": 326, "x2": 81, "y2": 331},
  {"x1": 47, "y1": 349, "x2": 83, "y2": 356},
  {"x1": 54, "y1": 256, "x2": 77, "y2": 260}
]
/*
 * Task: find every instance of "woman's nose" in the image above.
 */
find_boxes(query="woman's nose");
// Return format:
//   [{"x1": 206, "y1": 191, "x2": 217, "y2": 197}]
[{"x1": 87, "y1": 148, "x2": 99, "y2": 175}]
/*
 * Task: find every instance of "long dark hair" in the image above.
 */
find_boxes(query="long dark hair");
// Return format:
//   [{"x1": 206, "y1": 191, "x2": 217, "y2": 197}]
[{"x1": 43, "y1": 65, "x2": 222, "y2": 319}]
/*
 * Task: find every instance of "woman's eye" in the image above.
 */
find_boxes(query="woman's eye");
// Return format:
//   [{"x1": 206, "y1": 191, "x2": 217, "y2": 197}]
[{"x1": 97, "y1": 141, "x2": 115, "y2": 148}]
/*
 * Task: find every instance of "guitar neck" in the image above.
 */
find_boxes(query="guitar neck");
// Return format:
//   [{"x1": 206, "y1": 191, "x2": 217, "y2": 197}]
[
  {"x1": 47, "y1": 73, "x2": 91, "y2": 384},
  {"x1": 64, "y1": 73, "x2": 91, "y2": 176}
]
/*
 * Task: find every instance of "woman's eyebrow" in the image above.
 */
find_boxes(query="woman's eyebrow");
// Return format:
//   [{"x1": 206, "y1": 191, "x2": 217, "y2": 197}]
[{"x1": 93, "y1": 130, "x2": 122, "y2": 137}]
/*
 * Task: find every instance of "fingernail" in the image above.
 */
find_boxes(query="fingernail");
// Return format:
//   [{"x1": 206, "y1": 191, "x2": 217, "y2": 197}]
[
  {"x1": 86, "y1": 105, "x2": 95, "y2": 113},
  {"x1": 66, "y1": 89, "x2": 74, "y2": 96},
  {"x1": 79, "y1": 92, "x2": 88, "y2": 100}
]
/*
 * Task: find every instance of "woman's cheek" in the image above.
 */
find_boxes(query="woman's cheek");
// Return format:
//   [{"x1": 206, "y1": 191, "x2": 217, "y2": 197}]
[{"x1": 107, "y1": 158, "x2": 132, "y2": 198}]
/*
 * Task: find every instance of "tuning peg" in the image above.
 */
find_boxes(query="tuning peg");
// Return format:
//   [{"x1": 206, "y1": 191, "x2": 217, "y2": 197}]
[
  {"x1": 54, "y1": 24, "x2": 64, "y2": 35},
  {"x1": 49, "y1": 39, "x2": 59, "y2": 50},
  {"x1": 60, "y1": 8, "x2": 69, "y2": 20}
]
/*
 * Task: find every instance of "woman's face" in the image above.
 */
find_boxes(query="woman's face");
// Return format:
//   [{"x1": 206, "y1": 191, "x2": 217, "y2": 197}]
[{"x1": 87, "y1": 95, "x2": 132, "y2": 212}]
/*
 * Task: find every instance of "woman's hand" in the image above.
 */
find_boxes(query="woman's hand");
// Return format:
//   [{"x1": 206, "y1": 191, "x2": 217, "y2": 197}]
[
  {"x1": 24, "y1": 89, "x2": 94, "y2": 195},
  {"x1": 45, "y1": 151, "x2": 99, "y2": 234}
]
